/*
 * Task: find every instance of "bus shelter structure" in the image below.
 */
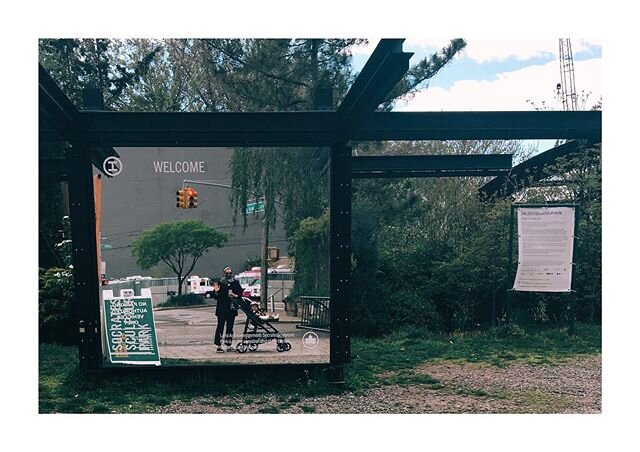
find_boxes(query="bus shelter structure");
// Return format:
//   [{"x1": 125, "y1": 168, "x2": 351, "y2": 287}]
[{"x1": 39, "y1": 39, "x2": 602, "y2": 376}]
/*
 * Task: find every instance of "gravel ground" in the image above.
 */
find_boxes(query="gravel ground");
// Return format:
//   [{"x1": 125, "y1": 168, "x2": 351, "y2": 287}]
[{"x1": 153, "y1": 354, "x2": 601, "y2": 414}]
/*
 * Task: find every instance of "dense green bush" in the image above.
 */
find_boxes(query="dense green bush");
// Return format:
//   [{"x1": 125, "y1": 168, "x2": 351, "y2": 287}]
[
  {"x1": 492, "y1": 322, "x2": 526, "y2": 339},
  {"x1": 290, "y1": 209, "x2": 329, "y2": 297},
  {"x1": 347, "y1": 142, "x2": 601, "y2": 337},
  {"x1": 39, "y1": 267, "x2": 76, "y2": 345}
]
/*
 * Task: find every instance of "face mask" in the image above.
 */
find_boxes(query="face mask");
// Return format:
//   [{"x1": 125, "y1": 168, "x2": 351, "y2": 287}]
[{"x1": 224, "y1": 273, "x2": 232, "y2": 278}]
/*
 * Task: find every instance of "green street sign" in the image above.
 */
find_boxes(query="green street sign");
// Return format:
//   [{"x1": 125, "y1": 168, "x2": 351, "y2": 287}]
[
  {"x1": 102, "y1": 294, "x2": 161, "y2": 366},
  {"x1": 101, "y1": 243, "x2": 113, "y2": 249},
  {"x1": 245, "y1": 200, "x2": 265, "y2": 214}
]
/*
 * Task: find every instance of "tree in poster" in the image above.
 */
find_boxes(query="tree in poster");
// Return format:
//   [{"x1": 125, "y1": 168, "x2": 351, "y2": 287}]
[{"x1": 132, "y1": 220, "x2": 227, "y2": 295}]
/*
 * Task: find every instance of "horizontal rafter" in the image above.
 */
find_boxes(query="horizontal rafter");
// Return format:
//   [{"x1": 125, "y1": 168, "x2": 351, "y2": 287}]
[
  {"x1": 73, "y1": 110, "x2": 602, "y2": 147},
  {"x1": 352, "y1": 154, "x2": 513, "y2": 178},
  {"x1": 77, "y1": 111, "x2": 338, "y2": 147},
  {"x1": 354, "y1": 111, "x2": 602, "y2": 141}
]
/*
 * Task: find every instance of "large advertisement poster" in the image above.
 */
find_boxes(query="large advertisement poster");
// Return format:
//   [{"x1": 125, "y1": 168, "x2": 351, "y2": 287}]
[
  {"x1": 513, "y1": 206, "x2": 575, "y2": 292},
  {"x1": 98, "y1": 147, "x2": 330, "y2": 366}
]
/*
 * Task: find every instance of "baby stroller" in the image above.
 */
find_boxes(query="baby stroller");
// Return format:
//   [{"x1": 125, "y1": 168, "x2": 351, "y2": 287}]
[{"x1": 234, "y1": 297, "x2": 291, "y2": 353}]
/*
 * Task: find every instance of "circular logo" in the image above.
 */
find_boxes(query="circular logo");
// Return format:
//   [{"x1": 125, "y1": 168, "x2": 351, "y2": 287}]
[
  {"x1": 302, "y1": 331, "x2": 319, "y2": 349},
  {"x1": 103, "y1": 156, "x2": 123, "y2": 177}
]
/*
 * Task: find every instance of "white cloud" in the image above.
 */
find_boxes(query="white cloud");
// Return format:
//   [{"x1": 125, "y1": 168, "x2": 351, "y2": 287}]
[
  {"x1": 354, "y1": 39, "x2": 601, "y2": 66},
  {"x1": 350, "y1": 39, "x2": 381, "y2": 54},
  {"x1": 352, "y1": 38, "x2": 465, "y2": 55},
  {"x1": 460, "y1": 39, "x2": 601, "y2": 63},
  {"x1": 396, "y1": 57, "x2": 601, "y2": 112},
  {"x1": 462, "y1": 40, "x2": 557, "y2": 63},
  {"x1": 404, "y1": 38, "x2": 453, "y2": 49}
]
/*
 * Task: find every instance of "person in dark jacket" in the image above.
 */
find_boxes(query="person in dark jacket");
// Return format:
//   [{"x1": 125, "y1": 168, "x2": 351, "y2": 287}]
[{"x1": 212, "y1": 266, "x2": 242, "y2": 352}]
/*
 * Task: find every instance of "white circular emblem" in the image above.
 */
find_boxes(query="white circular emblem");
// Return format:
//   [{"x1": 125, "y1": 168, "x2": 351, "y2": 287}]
[
  {"x1": 103, "y1": 156, "x2": 123, "y2": 177},
  {"x1": 302, "y1": 331, "x2": 319, "y2": 349}
]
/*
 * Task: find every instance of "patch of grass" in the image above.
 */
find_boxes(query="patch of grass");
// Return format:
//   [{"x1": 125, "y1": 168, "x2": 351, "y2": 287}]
[
  {"x1": 91, "y1": 403, "x2": 110, "y2": 413},
  {"x1": 376, "y1": 369, "x2": 440, "y2": 387},
  {"x1": 39, "y1": 323, "x2": 600, "y2": 413},
  {"x1": 493, "y1": 389, "x2": 573, "y2": 413},
  {"x1": 212, "y1": 400, "x2": 240, "y2": 408},
  {"x1": 346, "y1": 323, "x2": 600, "y2": 391},
  {"x1": 300, "y1": 405, "x2": 316, "y2": 413},
  {"x1": 453, "y1": 388, "x2": 492, "y2": 398},
  {"x1": 257, "y1": 406, "x2": 281, "y2": 414},
  {"x1": 39, "y1": 342, "x2": 347, "y2": 414}
]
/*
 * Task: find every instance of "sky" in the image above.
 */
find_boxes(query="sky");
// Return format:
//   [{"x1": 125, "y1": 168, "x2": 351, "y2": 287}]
[
  {"x1": 351, "y1": 38, "x2": 602, "y2": 112},
  {"x1": 348, "y1": 38, "x2": 601, "y2": 153}
]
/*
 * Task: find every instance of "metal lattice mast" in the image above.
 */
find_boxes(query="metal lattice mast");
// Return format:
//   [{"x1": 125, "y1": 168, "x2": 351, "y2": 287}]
[{"x1": 558, "y1": 39, "x2": 578, "y2": 111}]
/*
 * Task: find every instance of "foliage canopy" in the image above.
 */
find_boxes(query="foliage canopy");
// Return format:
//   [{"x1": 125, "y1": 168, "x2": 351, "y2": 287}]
[{"x1": 132, "y1": 219, "x2": 227, "y2": 295}]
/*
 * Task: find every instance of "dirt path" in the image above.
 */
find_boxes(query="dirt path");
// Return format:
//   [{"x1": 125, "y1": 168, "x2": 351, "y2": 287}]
[{"x1": 154, "y1": 354, "x2": 601, "y2": 414}]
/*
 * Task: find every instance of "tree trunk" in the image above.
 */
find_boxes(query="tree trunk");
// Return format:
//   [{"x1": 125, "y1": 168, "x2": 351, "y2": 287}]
[
  {"x1": 491, "y1": 289, "x2": 497, "y2": 327},
  {"x1": 310, "y1": 39, "x2": 319, "y2": 108},
  {"x1": 314, "y1": 242, "x2": 320, "y2": 294}
]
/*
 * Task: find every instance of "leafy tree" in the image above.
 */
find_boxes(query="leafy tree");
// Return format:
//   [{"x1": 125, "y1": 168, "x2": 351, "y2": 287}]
[
  {"x1": 39, "y1": 39, "x2": 159, "y2": 110},
  {"x1": 39, "y1": 176, "x2": 67, "y2": 268},
  {"x1": 225, "y1": 39, "x2": 469, "y2": 231},
  {"x1": 291, "y1": 209, "x2": 330, "y2": 297},
  {"x1": 350, "y1": 140, "x2": 524, "y2": 334},
  {"x1": 39, "y1": 267, "x2": 75, "y2": 344},
  {"x1": 515, "y1": 143, "x2": 602, "y2": 326},
  {"x1": 38, "y1": 39, "x2": 161, "y2": 271},
  {"x1": 219, "y1": 39, "x2": 467, "y2": 308},
  {"x1": 131, "y1": 219, "x2": 227, "y2": 295}
]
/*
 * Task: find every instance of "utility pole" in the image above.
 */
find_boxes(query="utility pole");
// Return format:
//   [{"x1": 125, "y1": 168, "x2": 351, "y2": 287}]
[
  {"x1": 558, "y1": 39, "x2": 578, "y2": 111},
  {"x1": 260, "y1": 192, "x2": 270, "y2": 311}
]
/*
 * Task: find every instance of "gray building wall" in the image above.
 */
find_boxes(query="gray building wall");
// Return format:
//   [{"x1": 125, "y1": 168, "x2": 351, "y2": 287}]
[{"x1": 98, "y1": 147, "x2": 288, "y2": 279}]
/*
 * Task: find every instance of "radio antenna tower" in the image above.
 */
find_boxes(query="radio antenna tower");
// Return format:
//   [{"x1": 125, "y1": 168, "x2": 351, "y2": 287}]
[{"x1": 557, "y1": 39, "x2": 578, "y2": 111}]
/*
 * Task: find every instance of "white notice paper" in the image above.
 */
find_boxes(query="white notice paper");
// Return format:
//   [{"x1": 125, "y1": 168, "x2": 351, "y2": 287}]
[{"x1": 513, "y1": 207, "x2": 575, "y2": 292}]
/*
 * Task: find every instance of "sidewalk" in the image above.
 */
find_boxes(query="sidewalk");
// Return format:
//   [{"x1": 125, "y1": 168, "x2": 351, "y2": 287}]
[{"x1": 152, "y1": 304, "x2": 330, "y2": 364}]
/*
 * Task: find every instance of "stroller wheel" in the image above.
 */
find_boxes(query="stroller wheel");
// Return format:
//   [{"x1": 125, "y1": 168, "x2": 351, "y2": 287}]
[
  {"x1": 249, "y1": 342, "x2": 258, "y2": 352},
  {"x1": 276, "y1": 343, "x2": 286, "y2": 352},
  {"x1": 284, "y1": 342, "x2": 291, "y2": 351},
  {"x1": 236, "y1": 343, "x2": 248, "y2": 353}
]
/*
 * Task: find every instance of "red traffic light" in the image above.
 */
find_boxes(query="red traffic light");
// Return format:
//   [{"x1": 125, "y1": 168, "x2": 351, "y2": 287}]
[{"x1": 187, "y1": 188, "x2": 198, "y2": 208}]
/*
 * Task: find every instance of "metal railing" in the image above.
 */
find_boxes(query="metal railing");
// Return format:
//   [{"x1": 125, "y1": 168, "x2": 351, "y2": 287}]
[
  {"x1": 268, "y1": 287, "x2": 286, "y2": 311},
  {"x1": 296, "y1": 296, "x2": 330, "y2": 332}
]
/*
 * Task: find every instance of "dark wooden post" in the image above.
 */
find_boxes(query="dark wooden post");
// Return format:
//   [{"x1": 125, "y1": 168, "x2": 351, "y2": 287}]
[
  {"x1": 66, "y1": 143, "x2": 102, "y2": 370},
  {"x1": 329, "y1": 144, "x2": 352, "y2": 370}
]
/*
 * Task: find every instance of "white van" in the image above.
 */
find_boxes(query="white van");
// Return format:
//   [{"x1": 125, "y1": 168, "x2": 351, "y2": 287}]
[
  {"x1": 236, "y1": 267, "x2": 261, "y2": 289},
  {"x1": 186, "y1": 275, "x2": 215, "y2": 297}
]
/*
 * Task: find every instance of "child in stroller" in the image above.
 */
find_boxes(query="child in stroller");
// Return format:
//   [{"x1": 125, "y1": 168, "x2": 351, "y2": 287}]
[{"x1": 234, "y1": 297, "x2": 291, "y2": 353}]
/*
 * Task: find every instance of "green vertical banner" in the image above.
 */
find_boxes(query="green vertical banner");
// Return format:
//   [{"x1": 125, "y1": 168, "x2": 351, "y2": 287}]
[{"x1": 103, "y1": 290, "x2": 161, "y2": 366}]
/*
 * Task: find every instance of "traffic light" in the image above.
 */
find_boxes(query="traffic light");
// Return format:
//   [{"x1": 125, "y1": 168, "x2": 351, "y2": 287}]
[
  {"x1": 176, "y1": 189, "x2": 187, "y2": 208},
  {"x1": 187, "y1": 188, "x2": 198, "y2": 208}
]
